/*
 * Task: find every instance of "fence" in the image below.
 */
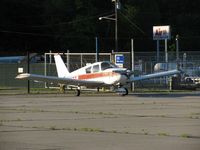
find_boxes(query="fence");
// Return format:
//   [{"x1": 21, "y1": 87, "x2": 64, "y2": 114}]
[
  {"x1": 0, "y1": 63, "x2": 46, "y2": 88},
  {"x1": 0, "y1": 51, "x2": 200, "y2": 90}
]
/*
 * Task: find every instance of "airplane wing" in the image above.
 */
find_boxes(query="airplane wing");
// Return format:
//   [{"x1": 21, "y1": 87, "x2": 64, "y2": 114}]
[
  {"x1": 16, "y1": 73, "x2": 104, "y2": 87},
  {"x1": 129, "y1": 69, "x2": 180, "y2": 82}
]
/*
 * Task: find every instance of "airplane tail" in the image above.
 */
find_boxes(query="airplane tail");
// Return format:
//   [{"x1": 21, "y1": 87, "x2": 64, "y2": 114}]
[{"x1": 54, "y1": 54, "x2": 70, "y2": 78}]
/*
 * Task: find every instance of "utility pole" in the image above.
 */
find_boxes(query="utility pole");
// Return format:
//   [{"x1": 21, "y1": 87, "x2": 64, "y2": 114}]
[
  {"x1": 176, "y1": 34, "x2": 179, "y2": 62},
  {"x1": 131, "y1": 38, "x2": 135, "y2": 92},
  {"x1": 114, "y1": 0, "x2": 118, "y2": 52},
  {"x1": 27, "y1": 51, "x2": 30, "y2": 94},
  {"x1": 100, "y1": 0, "x2": 120, "y2": 52},
  {"x1": 95, "y1": 37, "x2": 99, "y2": 62}
]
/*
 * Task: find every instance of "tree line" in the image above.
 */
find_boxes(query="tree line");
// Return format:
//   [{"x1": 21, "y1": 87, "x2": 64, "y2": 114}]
[{"x1": 0, "y1": 0, "x2": 200, "y2": 55}]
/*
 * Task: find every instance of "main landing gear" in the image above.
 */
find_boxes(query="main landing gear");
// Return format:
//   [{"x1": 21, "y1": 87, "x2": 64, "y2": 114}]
[
  {"x1": 60, "y1": 84, "x2": 80, "y2": 96},
  {"x1": 75, "y1": 89, "x2": 80, "y2": 96}
]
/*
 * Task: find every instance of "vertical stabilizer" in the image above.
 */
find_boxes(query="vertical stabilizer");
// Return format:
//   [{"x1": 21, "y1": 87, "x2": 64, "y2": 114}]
[{"x1": 54, "y1": 55, "x2": 69, "y2": 77}]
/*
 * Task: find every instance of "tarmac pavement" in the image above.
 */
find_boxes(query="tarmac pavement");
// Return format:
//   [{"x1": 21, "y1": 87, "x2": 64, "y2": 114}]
[{"x1": 0, "y1": 93, "x2": 200, "y2": 150}]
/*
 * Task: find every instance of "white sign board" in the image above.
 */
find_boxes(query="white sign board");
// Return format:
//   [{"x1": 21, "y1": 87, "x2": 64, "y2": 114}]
[
  {"x1": 18, "y1": 67, "x2": 23, "y2": 73},
  {"x1": 153, "y1": 26, "x2": 171, "y2": 40}
]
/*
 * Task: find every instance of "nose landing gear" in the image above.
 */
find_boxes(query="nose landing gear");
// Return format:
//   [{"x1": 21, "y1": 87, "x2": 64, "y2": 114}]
[
  {"x1": 75, "y1": 89, "x2": 81, "y2": 96},
  {"x1": 115, "y1": 87, "x2": 128, "y2": 96}
]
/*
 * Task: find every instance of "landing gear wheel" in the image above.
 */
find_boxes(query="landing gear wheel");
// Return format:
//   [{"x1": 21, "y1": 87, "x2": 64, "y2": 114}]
[
  {"x1": 75, "y1": 89, "x2": 80, "y2": 96},
  {"x1": 121, "y1": 88, "x2": 128, "y2": 96},
  {"x1": 117, "y1": 87, "x2": 128, "y2": 96}
]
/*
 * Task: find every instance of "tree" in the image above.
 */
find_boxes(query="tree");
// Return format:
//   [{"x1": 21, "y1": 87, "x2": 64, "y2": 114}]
[{"x1": 0, "y1": 0, "x2": 200, "y2": 55}]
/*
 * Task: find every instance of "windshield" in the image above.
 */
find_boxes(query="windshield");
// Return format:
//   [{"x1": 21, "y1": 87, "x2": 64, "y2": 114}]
[{"x1": 101, "y1": 62, "x2": 118, "y2": 71}]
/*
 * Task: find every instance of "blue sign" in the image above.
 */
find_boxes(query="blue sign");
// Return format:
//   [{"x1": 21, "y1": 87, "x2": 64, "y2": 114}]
[{"x1": 115, "y1": 55, "x2": 124, "y2": 64}]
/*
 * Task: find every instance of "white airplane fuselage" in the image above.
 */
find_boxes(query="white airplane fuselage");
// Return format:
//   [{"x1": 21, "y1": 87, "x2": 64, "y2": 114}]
[{"x1": 66, "y1": 62, "x2": 128, "y2": 86}]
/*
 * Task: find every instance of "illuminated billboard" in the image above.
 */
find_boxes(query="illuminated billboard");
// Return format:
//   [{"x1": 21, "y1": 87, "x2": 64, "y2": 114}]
[{"x1": 153, "y1": 26, "x2": 171, "y2": 40}]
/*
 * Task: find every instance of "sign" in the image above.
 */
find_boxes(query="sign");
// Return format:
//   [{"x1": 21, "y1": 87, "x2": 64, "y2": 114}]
[
  {"x1": 115, "y1": 54, "x2": 124, "y2": 68},
  {"x1": 115, "y1": 54, "x2": 124, "y2": 64},
  {"x1": 18, "y1": 67, "x2": 23, "y2": 73},
  {"x1": 153, "y1": 26, "x2": 171, "y2": 40}
]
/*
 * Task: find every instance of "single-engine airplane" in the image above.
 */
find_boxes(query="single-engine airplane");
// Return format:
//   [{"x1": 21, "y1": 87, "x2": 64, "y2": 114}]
[{"x1": 16, "y1": 54, "x2": 180, "y2": 96}]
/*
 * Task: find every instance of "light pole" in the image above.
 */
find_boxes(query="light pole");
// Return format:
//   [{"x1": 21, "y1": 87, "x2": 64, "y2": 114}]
[
  {"x1": 176, "y1": 34, "x2": 179, "y2": 62},
  {"x1": 114, "y1": 0, "x2": 118, "y2": 52},
  {"x1": 99, "y1": 0, "x2": 120, "y2": 52}
]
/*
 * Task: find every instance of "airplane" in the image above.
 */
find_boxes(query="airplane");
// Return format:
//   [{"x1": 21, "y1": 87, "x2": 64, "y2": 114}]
[
  {"x1": 0, "y1": 54, "x2": 42, "y2": 63},
  {"x1": 0, "y1": 56, "x2": 25, "y2": 63},
  {"x1": 16, "y1": 54, "x2": 180, "y2": 96}
]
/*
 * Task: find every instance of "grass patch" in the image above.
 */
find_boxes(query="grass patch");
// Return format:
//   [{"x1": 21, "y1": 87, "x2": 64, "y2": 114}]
[
  {"x1": 17, "y1": 118, "x2": 21, "y2": 121},
  {"x1": 50, "y1": 126, "x2": 57, "y2": 130},
  {"x1": 158, "y1": 132, "x2": 169, "y2": 136},
  {"x1": 112, "y1": 130, "x2": 117, "y2": 133},
  {"x1": 190, "y1": 112, "x2": 200, "y2": 116},
  {"x1": 180, "y1": 134, "x2": 191, "y2": 138},
  {"x1": 188, "y1": 116, "x2": 199, "y2": 119},
  {"x1": 160, "y1": 115, "x2": 166, "y2": 118},
  {"x1": 142, "y1": 129, "x2": 149, "y2": 135}
]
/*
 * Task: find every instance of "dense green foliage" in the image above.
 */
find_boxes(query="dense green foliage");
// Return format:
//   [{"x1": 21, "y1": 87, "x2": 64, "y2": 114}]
[{"x1": 0, "y1": 0, "x2": 200, "y2": 55}]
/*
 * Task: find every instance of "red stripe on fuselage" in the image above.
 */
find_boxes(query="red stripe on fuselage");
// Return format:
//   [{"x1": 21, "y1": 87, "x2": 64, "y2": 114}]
[{"x1": 77, "y1": 72, "x2": 118, "y2": 80}]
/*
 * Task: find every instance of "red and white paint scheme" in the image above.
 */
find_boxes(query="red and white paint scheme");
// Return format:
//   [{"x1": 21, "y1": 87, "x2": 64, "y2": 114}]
[{"x1": 16, "y1": 54, "x2": 180, "y2": 96}]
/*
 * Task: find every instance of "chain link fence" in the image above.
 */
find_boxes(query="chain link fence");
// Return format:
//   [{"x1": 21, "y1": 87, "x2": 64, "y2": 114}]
[{"x1": 0, "y1": 51, "x2": 200, "y2": 91}]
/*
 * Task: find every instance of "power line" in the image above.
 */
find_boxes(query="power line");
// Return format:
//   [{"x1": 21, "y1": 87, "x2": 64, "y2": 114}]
[
  {"x1": 119, "y1": 11, "x2": 145, "y2": 35},
  {"x1": 0, "y1": 11, "x2": 114, "y2": 29},
  {"x1": 0, "y1": 30, "x2": 55, "y2": 37}
]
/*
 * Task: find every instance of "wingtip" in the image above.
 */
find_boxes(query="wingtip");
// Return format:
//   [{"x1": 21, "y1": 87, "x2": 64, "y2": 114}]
[{"x1": 16, "y1": 73, "x2": 30, "y2": 79}]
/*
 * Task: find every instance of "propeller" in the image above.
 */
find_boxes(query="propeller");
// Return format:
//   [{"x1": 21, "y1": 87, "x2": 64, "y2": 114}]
[{"x1": 113, "y1": 69, "x2": 136, "y2": 77}]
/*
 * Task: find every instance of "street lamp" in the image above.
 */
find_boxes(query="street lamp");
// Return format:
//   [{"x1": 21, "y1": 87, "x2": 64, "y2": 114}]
[
  {"x1": 176, "y1": 34, "x2": 179, "y2": 62},
  {"x1": 99, "y1": 14, "x2": 116, "y2": 21},
  {"x1": 99, "y1": 0, "x2": 120, "y2": 52}
]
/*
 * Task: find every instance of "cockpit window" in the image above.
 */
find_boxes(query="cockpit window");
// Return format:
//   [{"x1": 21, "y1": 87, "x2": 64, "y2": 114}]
[
  {"x1": 101, "y1": 62, "x2": 118, "y2": 71},
  {"x1": 85, "y1": 67, "x2": 91, "y2": 74},
  {"x1": 92, "y1": 65, "x2": 99, "y2": 73}
]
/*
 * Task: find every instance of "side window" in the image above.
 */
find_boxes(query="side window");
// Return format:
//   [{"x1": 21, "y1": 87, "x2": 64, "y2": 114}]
[
  {"x1": 86, "y1": 67, "x2": 91, "y2": 74},
  {"x1": 101, "y1": 62, "x2": 110, "y2": 71},
  {"x1": 92, "y1": 65, "x2": 99, "y2": 73}
]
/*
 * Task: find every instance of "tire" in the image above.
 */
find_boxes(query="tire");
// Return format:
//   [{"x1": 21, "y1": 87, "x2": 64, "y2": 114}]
[
  {"x1": 121, "y1": 88, "x2": 128, "y2": 96},
  {"x1": 75, "y1": 89, "x2": 80, "y2": 96}
]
